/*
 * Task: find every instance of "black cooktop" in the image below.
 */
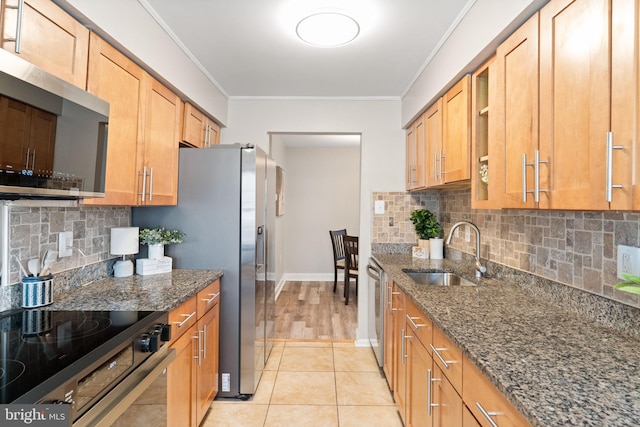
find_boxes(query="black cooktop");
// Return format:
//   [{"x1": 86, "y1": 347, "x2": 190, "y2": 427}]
[{"x1": 0, "y1": 309, "x2": 158, "y2": 404}]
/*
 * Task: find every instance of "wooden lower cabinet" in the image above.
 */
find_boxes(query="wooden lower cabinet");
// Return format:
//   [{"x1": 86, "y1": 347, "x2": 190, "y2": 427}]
[
  {"x1": 195, "y1": 293, "x2": 220, "y2": 425},
  {"x1": 463, "y1": 405, "x2": 482, "y2": 427},
  {"x1": 168, "y1": 279, "x2": 220, "y2": 427},
  {"x1": 383, "y1": 277, "x2": 395, "y2": 390},
  {"x1": 392, "y1": 283, "x2": 407, "y2": 422},
  {"x1": 167, "y1": 324, "x2": 198, "y2": 427},
  {"x1": 384, "y1": 285, "x2": 529, "y2": 427}
]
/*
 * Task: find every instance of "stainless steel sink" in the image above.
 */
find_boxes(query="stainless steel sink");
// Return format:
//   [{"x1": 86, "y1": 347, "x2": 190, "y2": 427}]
[{"x1": 402, "y1": 271, "x2": 476, "y2": 287}]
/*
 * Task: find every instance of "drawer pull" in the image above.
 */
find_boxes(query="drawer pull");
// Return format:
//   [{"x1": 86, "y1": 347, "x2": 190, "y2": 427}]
[
  {"x1": 406, "y1": 315, "x2": 426, "y2": 329},
  {"x1": 429, "y1": 344, "x2": 455, "y2": 369},
  {"x1": 203, "y1": 292, "x2": 220, "y2": 305},
  {"x1": 475, "y1": 402, "x2": 500, "y2": 427},
  {"x1": 175, "y1": 311, "x2": 196, "y2": 328},
  {"x1": 427, "y1": 368, "x2": 441, "y2": 416}
]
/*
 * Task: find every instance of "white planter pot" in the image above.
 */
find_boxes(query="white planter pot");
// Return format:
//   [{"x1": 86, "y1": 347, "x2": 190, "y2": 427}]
[
  {"x1": 148, "y1": 244, "x2": 164, "y2": 260},
  {"x1": 429, "y1": 238, "x2": 444, "y2": 259}
]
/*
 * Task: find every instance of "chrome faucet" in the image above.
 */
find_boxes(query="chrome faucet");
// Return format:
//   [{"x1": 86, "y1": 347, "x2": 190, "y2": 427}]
[{"x1": 446, "y1": 221, "x2": 487, "y2": 278}]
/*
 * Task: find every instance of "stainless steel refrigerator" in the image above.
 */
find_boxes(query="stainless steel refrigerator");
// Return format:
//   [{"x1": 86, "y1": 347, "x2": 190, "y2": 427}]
[{"x1": 132, "y1": 144, "x2": 276, "y2": 399}]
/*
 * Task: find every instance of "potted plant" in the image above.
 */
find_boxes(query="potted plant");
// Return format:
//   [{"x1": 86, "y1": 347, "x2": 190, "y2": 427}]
[
  {"x1": 614, "y1": 273, "x2": 640, "y2": 294},
  {"x1": 410, "y1": 209, "x2": 444, "y2": 259},
  {"x1": 139, "y1": 227, "x2": 185, "y2": 260}
]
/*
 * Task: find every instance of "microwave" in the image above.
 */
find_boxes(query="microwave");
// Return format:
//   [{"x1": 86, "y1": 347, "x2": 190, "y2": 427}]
[{"x1": 0, "y1": 49, "x2": 108, "y2": 199}]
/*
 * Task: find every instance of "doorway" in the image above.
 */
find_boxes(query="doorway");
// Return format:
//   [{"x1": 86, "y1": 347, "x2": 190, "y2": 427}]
[{"x1": 269, "y1": 133, "x2": 361, "y2": 340}]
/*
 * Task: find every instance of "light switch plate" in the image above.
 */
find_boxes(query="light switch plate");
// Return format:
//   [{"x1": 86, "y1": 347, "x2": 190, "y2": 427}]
[
  {"x1": 374, "y1": 200, "x2": 385, "y2": 215},
  {"x1": 59, "y1": 231, "x2": 73, "y2": 257}
]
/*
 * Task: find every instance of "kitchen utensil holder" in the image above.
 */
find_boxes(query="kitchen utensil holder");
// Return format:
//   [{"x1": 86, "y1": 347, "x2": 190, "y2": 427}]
[{"x1": 22, "y1": 274, "x2": 53, "y2": 308}]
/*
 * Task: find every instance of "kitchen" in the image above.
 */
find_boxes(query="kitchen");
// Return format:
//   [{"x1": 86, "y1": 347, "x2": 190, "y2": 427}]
[{"x1": 0, "y1": 0, "x2": 639, "y2": 426}]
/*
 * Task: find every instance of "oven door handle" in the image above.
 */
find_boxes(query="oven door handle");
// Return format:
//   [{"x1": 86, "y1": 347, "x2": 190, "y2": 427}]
[{"x1": 73, "y1": 346, "x2": 176, "y2": 427}]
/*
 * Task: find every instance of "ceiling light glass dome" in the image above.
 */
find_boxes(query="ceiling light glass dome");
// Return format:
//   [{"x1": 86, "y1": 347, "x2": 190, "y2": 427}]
[{"x1": 296, "y1": 12, "x2": 360, "y2": 47}]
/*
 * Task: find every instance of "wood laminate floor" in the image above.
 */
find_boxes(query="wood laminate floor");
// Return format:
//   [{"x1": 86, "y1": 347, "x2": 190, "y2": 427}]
[{"x1": 274, "y1": 281, "x2": 358, "y2": 341}]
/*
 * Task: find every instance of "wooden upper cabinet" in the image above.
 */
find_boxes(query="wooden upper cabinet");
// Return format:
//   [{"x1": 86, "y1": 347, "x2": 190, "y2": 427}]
[
  {"x1": 0, "y1": 0, "x2": 89, "y2": 87},
  {"x1": 426, "y1": 98, "x2": 444, "y2": 188},
  {"x1": 494, "y1": 12, "x2": 540, "y2": 209},
  {"x1": 442, "y1": 75, "x2": 471, "y2": 184},
  {"x1": 142, "y1": 77, "x2": 180, "y2": 206},
  {"x1": 470, "y1": 56, "x2": 498, "y2": 209},
  {"x1": 83, "y1": 32, "x2": 145, "y2": 206},
  {"x1": 182, "y1": 102, "x2": 220, "y2": 148},
  {"x1": 406, "y1": 121, "x2": 417, "y2": 189},
  {"x1": 539, "y1": 0, "x2": 611, "y2": 210}
]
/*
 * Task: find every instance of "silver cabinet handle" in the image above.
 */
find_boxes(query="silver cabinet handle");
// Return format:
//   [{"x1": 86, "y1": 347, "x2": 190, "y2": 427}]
[
  {"x1": 25, "y1": 148, "x2": 30, "y2": 170},
  {"x1": 203, "y1": 292, "x2": 220, "y2": 305},
  {"x1": 203, "y1": 324, "x2": 208, "y2": 360},
  {"x1": 427, "y1": 368, "x2": 440, "y2": 416},
  {"x1": 5, "y1": 0, "x2": 25, "y2": 53},
  {"x1": 193, "y1": 331, "x2": 201, "y2": 365},
  {"x1": 31, "y1": 149, "x2": 35, "y2": 170},
  {"x1": 175, "y1": 311, "x2": 196, "y2": 328},
  {"x1": 440, "y1": 150, "x2": 445, "y2": 180},
  {"x1": 401, "y1": 328, "x2": 411, "y2": 365},
  {"x1": 406, "y1": 314, "x2": 426, "y2": 329},
  {"x1": 429, "y1": 343, "x2": 454, "y2": 370},
  {"x1": 475, "y1": 402, "x2": 500, "y2": 427},
  {"x1": 606, "y1": 132, "x2": 623, "y2": 202},
  {"x1": 390, "y1": 291, "x2": 400, "y2": 312},
  {"x1": 149, "y1": 167, "x2": 154, "y2": 201},
  {"x1": 139, "y1": 166, "x2": 147, "y2": 202},
  {"x1": 522, "y1": 150, "x2": 548, "y2": 202}
]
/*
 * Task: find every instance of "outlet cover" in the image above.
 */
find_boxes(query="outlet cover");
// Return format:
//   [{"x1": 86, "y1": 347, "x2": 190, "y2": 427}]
[
  {"x1": 617, "y1": 245, "x2": 640, "y2": 279},
  {"x1": 59, "y1": 231, "x2": 73, "y2": 257}
]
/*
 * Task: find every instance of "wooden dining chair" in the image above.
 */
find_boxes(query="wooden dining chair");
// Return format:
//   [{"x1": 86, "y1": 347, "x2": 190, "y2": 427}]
[
  {"x1": 343, "y1": 235, "x2": 359, "y2": 305},
  {"x1": 329, "y1": 229, "x2": 347, "y2": 292}
]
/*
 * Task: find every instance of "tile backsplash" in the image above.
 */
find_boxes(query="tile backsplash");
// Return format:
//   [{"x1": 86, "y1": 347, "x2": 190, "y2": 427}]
[
  {"x1": 0, "y1": 204, "x2": 129, "y2": 312},
  {"x1": 372, "y1": 188, "x2": 640, "y2": 310}
]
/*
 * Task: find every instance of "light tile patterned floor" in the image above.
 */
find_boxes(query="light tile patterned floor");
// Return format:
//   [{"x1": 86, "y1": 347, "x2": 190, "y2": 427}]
[{"x1": 201, "y1": 341, "x2": 402, "y2": 427}]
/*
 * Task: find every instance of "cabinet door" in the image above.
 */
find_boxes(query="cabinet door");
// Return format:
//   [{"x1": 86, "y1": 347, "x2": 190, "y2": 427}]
[
  {"x1": 83, "y1": 32, "x2": 145, "y2": 206},
  {"x1": 406, "y1": 122, "x2": 417, "y2": 189},
  {"x1": 383, "y1": 277, "x2": 394, "y2": 390},
  {"x1": 414, "y1": 113, "x2": 426, "y2": 189},
  {"x1": 442, "y1": 75, "x2": 471, "y2": 183},
  {"x1": 425, "y1": 98, "x2": 444, "y2": 187},
  {"x1": 205, "y1": 119, "x2": 220, "y2": 146},
  {"x1": 406, "y1": 325, "x2": 433, "y2": 427},
  {"x1": 142, "y1": 77, "x2": 180, "y2": 206},
  {"x1": 432, "y1": 365, "x2": 462, "y2": 427},
  {"x1": 0, "y1": 96, "x2": 32, "y2": 171},
  {"x1": 392, "y1": 285, "x2": 407, "y2": 423},
  {"x1": 0, "y1": 0, "x2": 89, "y2": 87},
  {"x1": 494, "y1": 12, "x2": 539, "y2": 208},
  {"x1": 167, "y1": 324, "x2": 197, "y2": 427},
  {"x1": 195, "y1": 301, "x2": 219, "y2": 425},
  {"x1": 182, "y1": 102, "x2": 205, "y2": 148},
  {"x1": 463, "y1": 405, "x2": 481, "y2": 427},
  {"x1": 539, "y1": 0, "x2": 611, "y2": 210}
]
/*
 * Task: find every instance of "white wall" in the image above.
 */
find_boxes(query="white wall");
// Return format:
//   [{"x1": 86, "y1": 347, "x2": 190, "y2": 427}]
[
  {"x1": 402, "y1": 0, "x2": 549, "y2": 126},
  {"x1": 282, "y1": 145, "x2": 360, "y2": 279},
  {"x1": 225, "y1": 98, "x2": 405, "y2": 343}
]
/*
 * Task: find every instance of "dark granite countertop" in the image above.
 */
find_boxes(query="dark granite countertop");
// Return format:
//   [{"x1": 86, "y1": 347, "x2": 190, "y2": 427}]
[
  {"x1": 48, "y1": 269, "x2": 223, "y2": 311},
  {"x1": 372, "y1": 253, "x2": 640, "y2": 427}
]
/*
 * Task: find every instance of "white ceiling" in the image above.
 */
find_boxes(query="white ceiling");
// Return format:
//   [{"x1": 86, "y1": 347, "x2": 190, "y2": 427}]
[
  {"x1": 143, "y1": 0, "x2": 471, "y2": 98},
  {"x1": 275, "y1": 134, "x2": 361, "y2": 148}
]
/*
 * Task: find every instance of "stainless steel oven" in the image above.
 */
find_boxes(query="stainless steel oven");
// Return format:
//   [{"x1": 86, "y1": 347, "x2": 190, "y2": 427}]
[
  {"x1": 11, "y1": 310, "x2": 175, "y2": 427},
  {"x1": 367, "y1": 257, "x2": 384, "y2": 368}
]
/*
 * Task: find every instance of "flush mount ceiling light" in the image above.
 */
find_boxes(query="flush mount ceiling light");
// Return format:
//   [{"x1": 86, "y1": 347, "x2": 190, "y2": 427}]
[{"x1": 296, "y1": 12, "x2": 360, "y2": 47}]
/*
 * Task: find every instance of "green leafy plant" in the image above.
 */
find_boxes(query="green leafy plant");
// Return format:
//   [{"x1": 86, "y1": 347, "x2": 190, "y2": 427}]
[
  {"x1": 409, "y1": 209, "x2": 443, "y2": 240},
  {"x1": 139, "y1": 227, "x2": 185, "y2": 245},
  {"x1": 614, "y1": 273, "x2": 640, "y2": 295}
]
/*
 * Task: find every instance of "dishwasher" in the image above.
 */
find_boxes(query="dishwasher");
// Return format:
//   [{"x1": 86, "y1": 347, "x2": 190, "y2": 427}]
[{"x1": 367, "y1": 257, "x2": 385, "y2": 368}]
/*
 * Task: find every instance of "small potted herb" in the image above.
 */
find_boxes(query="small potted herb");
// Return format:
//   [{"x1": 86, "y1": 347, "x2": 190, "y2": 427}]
[
  {"x1": 410, "y1": 209, "x2": 444, "y2": 259},
  {"x1": 614, "y1": 273, "x2": 640, "y2": 294},
  {"x1": 139, "y1": 227, "x2": 185, "y2": 259}
]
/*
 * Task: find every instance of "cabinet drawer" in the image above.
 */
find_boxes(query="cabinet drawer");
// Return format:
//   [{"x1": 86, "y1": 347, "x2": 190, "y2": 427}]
[
  {"x1": 431, "y1": 325, "x2": 462, "y2": 393},
  {"x1": 405, "y1": 297, "x2": 432, "y2": 348},
  {"x1": 168, "y1": 296, "x2": 198, "y2": 342},
  {"x1": 463, "y1": 356, "x2": 531, "y2": 427},
  {"x1": 197, "y1": 279, "x2": 221, "y2": 317}
]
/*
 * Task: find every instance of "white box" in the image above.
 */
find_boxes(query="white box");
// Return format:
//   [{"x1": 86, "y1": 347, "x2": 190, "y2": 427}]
[
  {"x1": 136, "y1": 257, "x2": 173, "y2": 275},
  {"x1": 412, "y1": 246, "x2": 429, "y2": 259}
]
